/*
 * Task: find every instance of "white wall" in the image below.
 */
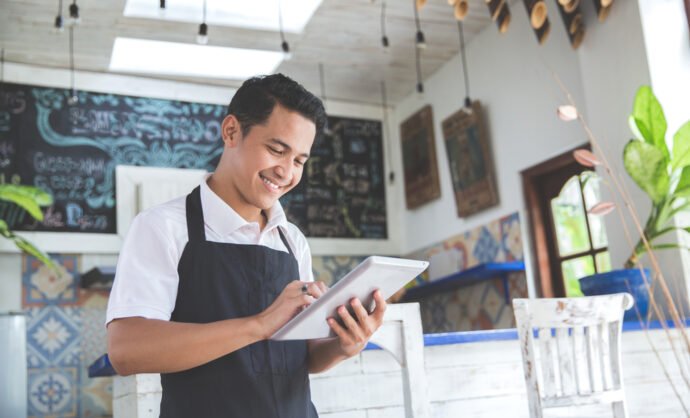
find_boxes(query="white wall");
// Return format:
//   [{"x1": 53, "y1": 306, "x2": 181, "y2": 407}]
[
  {"x1": 576, "y1": 0, "x2": 651, "y2": 269},
  {"x1": 393, "y1": 4, "x2": 589, "y2": 256},
  {"x1": 637, "y1": 0, "x2": 690, "y2": 311},
  {"x1": 394, "y1": 2, "x2": 591, "y2": 256}
]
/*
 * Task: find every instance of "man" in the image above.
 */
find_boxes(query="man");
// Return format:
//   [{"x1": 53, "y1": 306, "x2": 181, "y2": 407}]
[{"x1": 106, "y1": 74, "x2": 386, "y2": 418}]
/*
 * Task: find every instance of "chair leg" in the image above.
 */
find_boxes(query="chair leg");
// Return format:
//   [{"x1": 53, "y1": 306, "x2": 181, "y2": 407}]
[{"x1": 612, "y1": 401, "x2": 628, "y2": 418}]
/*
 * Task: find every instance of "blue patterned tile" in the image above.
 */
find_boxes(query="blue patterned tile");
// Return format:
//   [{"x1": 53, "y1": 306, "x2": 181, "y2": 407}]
[
  {"x1": 26, "y1": 306, "x2": 82, "y2": 368},
  {"x1": 28, "y1": 367, "x2": 79, "y2": 417},
  {"x1": 479, "y1": 282, "x2": 506, "y2": 325},
  {"x1": 500, "y1": 212, "x2": 523, "y2": 262},
  {"x1": 79, "y1": 363, "x2": 112, "y2": 418},
  {"x1": 473, "y1": 227, "x2": 500, "y2": 264},
  {"x1": 23, "y1": 254, "x2": 80, "y2": 306}
]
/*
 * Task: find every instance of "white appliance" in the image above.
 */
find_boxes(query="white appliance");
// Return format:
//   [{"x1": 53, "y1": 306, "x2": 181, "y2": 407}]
[{"x1": 0, "y1": 312, "x2": 27, "y2": 418}]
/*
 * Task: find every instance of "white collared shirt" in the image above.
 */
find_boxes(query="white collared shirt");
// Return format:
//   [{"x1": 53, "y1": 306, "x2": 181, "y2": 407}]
[{"x1": 106, "y1": 176, "x2": 314, "y2": 325}]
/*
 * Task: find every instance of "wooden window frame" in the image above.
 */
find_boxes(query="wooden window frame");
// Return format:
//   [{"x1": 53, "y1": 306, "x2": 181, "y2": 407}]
[{"x1": 521, "y1": 144, "x2": 604, "y2": 297}]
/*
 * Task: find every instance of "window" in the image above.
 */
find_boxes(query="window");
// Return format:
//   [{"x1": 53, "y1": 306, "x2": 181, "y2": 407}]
[
  {"x1": 522, "y1": 146, "x2": 612, "y2": 297},
  {"x1": 551, "y1": 171, "x2": 611, "y2": 295}
]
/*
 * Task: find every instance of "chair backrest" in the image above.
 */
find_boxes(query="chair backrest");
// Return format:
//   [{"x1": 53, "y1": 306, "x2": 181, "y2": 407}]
[{"x1": 512, "y1": 293, "x2": 633, "y2": 418}]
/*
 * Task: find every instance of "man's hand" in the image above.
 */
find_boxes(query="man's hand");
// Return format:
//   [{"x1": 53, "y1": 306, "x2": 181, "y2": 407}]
[
  {"x1": 327, "y1": 290, "x2": 387, "y2": 358},
  {"x1": 255, "y1": 280, "x2": 328, "y2": 339}
]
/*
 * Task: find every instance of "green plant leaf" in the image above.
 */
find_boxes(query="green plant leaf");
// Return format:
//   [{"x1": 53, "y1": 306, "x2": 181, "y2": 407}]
[
  {"x1": 0, "y1": 184, "x2": 53, "y2": 206},
  {"x1": 671, "y1": 121, "x2": 690, "y2": 171},
  {"x1": 675, "y1": 166, "x2": 690, "y2": 196},
  {"x1": 632, "y1": 86, "x2": 668, "y2": 159},
  {"x1": 623, "y1": 139, "x2": 669, "y2": 204},
  {"x1": 0, "y1": 185, "x2": 53, "y2": 221},
  {"x1": 12, "y1": 235, "x2": 56, "y2": 271}
]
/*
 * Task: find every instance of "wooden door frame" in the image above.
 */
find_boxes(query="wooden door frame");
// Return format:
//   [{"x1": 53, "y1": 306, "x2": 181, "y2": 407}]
[{"x1": 521, "y1": 144, "x2": 590, "y2": 298}]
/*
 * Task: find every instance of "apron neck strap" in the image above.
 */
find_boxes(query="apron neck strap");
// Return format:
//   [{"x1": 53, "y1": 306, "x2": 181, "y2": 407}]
[{"x1": 185, "y1": 186, "x2": 206, "y2": 242}]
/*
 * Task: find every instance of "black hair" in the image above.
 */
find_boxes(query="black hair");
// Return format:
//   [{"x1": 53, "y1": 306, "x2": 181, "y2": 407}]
[{"x1": 227, "y1": 73, "x2": 326, "y2": 141}]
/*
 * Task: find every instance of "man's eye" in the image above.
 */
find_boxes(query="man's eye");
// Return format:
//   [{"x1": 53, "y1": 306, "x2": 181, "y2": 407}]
[
  {"x1": 268, "y1": 147, "x2": 283, "y2": 155},
  {"x1": 295, "y1": 159, "x2": 305, "y2": 166}
]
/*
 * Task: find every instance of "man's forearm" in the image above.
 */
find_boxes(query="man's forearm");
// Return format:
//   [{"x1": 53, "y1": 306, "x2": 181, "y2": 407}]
[
  {"x1": 307, "y1": 338, "x2": 358, "y2": 374},
  {"x1": 107, "y1": 316, "x2": 264, "y2": 376}
]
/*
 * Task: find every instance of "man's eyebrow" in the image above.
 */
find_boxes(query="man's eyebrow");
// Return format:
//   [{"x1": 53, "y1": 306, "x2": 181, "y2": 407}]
[{"x1": 269, "y1": 138, "x2": 310, "y2": 159}]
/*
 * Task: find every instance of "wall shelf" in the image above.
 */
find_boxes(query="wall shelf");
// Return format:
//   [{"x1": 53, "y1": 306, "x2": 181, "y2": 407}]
[{"x1": 401, "y1": 261, "x2": 525, "y2": 303}]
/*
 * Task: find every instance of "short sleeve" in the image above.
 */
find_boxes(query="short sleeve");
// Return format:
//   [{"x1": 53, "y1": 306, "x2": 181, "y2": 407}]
[{"x1": 106, "y1": 210, "x2": 181, "y2": 325}]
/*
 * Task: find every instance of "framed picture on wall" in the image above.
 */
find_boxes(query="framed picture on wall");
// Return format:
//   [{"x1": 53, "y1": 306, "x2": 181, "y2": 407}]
[
  {"x1": 399, "y1": 105, "x2": 441, "y2": 209},
  {"x1": 441, "y1": 101, "x2": 499, "y2": 217}
]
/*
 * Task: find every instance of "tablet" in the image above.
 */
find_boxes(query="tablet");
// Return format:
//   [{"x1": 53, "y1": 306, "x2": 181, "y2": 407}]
[{"x1": 270, "y1": 256, "x2": 429, "y2": 340}]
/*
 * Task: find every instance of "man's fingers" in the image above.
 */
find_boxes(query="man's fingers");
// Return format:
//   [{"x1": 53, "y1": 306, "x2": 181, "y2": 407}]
[
  {"x1": 372, "y1": 290, "x2": 387, "y2": 322},
  {"x1": 350, "y1": 298, "x2": 373, "y2": 336},
  {"x1": 338, "y1": 306, "x2": 366, "y2": 342},
  {"x1": 328, "y1": 317, "x2": 349, "y2": 340}
]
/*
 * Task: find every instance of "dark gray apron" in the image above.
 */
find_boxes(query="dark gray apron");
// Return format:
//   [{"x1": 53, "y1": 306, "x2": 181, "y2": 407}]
[{"x1": 159, "y1": 186, "x2": 318, "y2": 418}]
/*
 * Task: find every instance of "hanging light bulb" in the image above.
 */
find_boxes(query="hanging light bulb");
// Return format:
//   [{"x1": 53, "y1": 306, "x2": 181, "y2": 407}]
[
  {"x1": 412, "y1": 0, "x2": 426, "y2": 49},
  {"x1": 67, "y1": 88, "x2": 79, "y2": 105},
  {"x1": 159, "y1": 0, "x2": 166, "y2": 16},
  {"x1": 197, "y1": 23, "x2": 209, "y2": 44},
  {"x1": 54, "y1": 15, "x2": 64, "y2": 32},
  {"x1": 68, "y1": 1, "x2": 80, "y2": 25},
  {"x1": 281, "y1": 40, "x2": 292, "y2": 60},
  {"x1": 278, "y1": 0, "x2": 292, "y2": 60},
  {"x1": 381, "y1": 1, "x2": 390, "y2": 48},
  {"x1": 54, "y1": 0, "x2": 64, "y2": 33},
  {"x1": 196, "y1": 0, "x2": 208, "y2": 44},
  {"x1": 415, "y1": 30, "x2": 426, "y2": 49}
]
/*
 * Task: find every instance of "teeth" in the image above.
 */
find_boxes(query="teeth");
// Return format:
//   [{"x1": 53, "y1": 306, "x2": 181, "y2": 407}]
[{"x1": 261, "y1": 176, "x2": 280, "y2": 190}]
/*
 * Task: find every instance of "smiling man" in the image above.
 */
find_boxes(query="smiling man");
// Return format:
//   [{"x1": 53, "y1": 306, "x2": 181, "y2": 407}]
[{"x1": 105, "y1": 74, "x2": 387, "y2": 418}]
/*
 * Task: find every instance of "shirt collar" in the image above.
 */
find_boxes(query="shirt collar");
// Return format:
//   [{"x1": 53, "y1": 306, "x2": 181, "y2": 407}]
[{"x1": 199, "y1": 174, "x2": 288, "y2": 237}]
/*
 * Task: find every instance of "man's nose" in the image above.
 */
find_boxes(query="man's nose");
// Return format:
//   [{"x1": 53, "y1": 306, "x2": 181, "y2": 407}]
[{"x1": 274, "y1": 161, "x2": 293, "y2": 183}]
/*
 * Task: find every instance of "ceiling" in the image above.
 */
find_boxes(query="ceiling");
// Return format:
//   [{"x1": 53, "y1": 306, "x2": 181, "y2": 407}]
[{"x1": 0, "y1": 0, "x2": 512, "y2": 106}]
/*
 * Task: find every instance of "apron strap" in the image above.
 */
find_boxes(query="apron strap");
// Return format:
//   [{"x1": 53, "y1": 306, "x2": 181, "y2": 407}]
[
  {"x1": 277, "y1": 227, "x2": 294, "y2": 257},
  {"x1": 185, "y1": 186, "x2": 206, "y2": 242}
]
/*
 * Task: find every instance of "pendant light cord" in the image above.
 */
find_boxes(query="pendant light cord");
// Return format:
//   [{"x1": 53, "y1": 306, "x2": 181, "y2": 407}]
[
  {"x1": 412, "y1": 0, "x2": 422, "y2": 32},
  {"x1": 381, "y1": 1, "x2": 387, "y2": 40},
  {"x1": 380, "y1": 80, "x2": 394, "y2": 184},
  {"x1": 278, "y1": 0, "x2": 286, "y2": 43},
  {"x1": 318, "y1": 63, "x2": 327, "y2": 104},
  {"x1": 69, "y1": 26, "x2": 75, "y2": 93},
  {"x1": 457, "y1": 21, "x2": 471, "y2": 105}
]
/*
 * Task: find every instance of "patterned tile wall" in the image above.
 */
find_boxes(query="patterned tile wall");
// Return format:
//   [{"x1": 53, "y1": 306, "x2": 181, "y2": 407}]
[
  {"x1": 404, "y1": 212, "x2": 528, "y2": 333},
  {"x1": 22, "y1": 254, "x2": 112, "y2": 418}
]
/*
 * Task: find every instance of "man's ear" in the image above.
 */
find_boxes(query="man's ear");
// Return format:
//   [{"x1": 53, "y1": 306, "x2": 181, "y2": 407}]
[{"x1": 221, "y1": 114, "x2": 241, "y2": 147}]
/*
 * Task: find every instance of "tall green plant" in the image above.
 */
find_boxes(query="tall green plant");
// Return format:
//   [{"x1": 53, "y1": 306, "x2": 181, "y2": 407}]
[
  {"x1": 0, "y1": 184, "x2": 56, "y2": 269},
  {"x1": 623, "y1": 86, "x2": 690, "y2": 268}
]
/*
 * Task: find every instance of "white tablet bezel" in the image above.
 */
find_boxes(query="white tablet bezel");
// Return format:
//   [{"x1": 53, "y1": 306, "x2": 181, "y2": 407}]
[{"x1": 270, "y1": 256, "x2": 429, "y2": 340}]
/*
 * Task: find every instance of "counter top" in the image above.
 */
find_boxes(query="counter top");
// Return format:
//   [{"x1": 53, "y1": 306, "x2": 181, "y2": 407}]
[{"x1": 90, "y1": 318, "x2": 689, "y2": 378}]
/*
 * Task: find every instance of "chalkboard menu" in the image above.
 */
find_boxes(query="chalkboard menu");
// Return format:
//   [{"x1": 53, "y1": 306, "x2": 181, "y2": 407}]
[
  {"x1": 0, "y1": 82, "x2": 387, "y2": 239},
  {"x1": 282, "y1": 116, "x2": 387, "y2": 239}
]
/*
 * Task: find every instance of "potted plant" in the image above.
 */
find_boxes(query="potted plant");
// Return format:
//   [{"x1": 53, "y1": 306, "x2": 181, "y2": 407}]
[
  {"x1": 0, "y1": 184, "x2": 56, "y2": 269},
  {"x1": 575, "y1": 86, "x2": 690, "y2": 321}
]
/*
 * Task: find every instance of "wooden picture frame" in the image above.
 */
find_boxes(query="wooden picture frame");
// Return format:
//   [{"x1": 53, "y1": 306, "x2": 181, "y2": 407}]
[
  {"x1": 441, "y1": 101, "x2": 499, "y2": 217},
  {"x1": 399, "y1": 105, "x2": 441, "y2": 209}
]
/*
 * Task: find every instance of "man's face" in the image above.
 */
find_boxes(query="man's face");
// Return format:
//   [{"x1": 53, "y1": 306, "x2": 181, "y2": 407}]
[{"x1": 229, "y1": 104, "x2": 316, "y2": 211}]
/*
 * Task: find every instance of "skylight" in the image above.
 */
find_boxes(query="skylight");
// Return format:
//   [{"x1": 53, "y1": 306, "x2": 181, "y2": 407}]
[
  {"x1": 123, "y1": 0, "x2": 323, "y2": 33},
  {"x1": 109, "y1": 38, "x2": 284, "y2": 80}
]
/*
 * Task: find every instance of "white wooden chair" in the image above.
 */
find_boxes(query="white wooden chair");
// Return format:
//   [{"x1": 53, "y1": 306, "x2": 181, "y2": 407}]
[{"x1": 512, "y1": 293, "x2": 634, "y2": 418}]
